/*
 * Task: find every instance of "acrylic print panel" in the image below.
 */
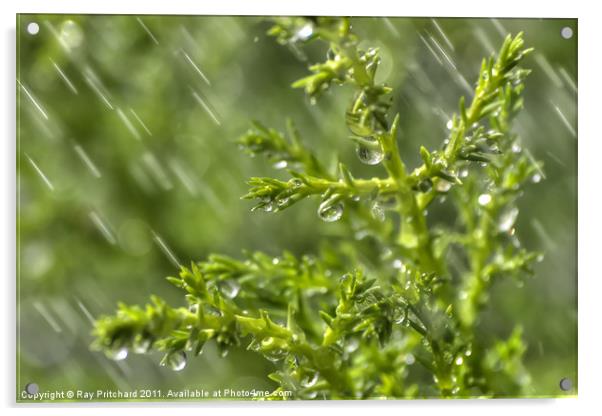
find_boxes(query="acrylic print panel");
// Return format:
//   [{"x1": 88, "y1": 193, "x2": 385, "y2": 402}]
[{"x1": 16, "y1": 15, "x2": 577, "y2": 402}]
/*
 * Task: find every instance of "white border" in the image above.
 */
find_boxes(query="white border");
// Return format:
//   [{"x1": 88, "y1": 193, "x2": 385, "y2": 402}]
[{"x1": 3, "y1": 1, "x2": 600, "y2": 415}]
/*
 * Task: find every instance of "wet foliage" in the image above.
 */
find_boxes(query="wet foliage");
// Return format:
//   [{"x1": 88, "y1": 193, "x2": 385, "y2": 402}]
[{"x1": 91, "y1": 17, "x2": 547, "y2": 399}]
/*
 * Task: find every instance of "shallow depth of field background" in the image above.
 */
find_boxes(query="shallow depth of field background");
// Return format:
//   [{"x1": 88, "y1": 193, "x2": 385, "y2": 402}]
[{"x1": 17, "y1": 15, "x2": 577, "y2": 398}]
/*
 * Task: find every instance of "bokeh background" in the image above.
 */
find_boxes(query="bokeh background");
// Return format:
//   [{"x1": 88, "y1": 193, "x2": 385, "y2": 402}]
[{"x1": 16, "y1": 15, "x2": 577, "y2": 399}]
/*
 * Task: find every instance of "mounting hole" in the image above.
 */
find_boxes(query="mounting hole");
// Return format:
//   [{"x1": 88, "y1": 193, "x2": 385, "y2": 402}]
[
  {"x1": 561, "y1": 26, "x2": 573, "y2": 39},
  {"x1": 25, "y1": 382, "x2": 39, "y2": 395},
  {"x1": 27, "y1": 22, "x2": 40, "y2": 35},
  {"x1": 559, "y1": 377, "x2": 573, "y2": 391}
]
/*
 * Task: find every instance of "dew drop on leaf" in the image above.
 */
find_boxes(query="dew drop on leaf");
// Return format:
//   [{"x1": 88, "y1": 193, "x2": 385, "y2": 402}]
[
  {"x1": 370, "y1": 201, "x2": 385, "y2": 222},
  {"x1": 531, "y1": 173, "x2": 542, "y2": 183},
  {"x1": 261, "y1": 337, "x2": 287, "y2": 362},
  {"x1": 478, "y1": 193, "x2": 492, "y2": 206},
  {"x1": 317, "y1": 200, "x2": 343, "y2": 222},
  {"x1": 344, "y1": 337, "x2": 360, "y2": 353},
  {"x1": 132, "y1": 337, "x2": 151, "y2": 354},
  {"x1": 263, "y1": 202, "x2": 275, "y2": 212},
  {"x1": 161, "y1": 351, "x2": 187, "y2": 371},
  {"x1": 498, "y1": 207, "x2": 519, "y2": 232},
  {"x1": 105, "y1": 345, "x2": 128, "y2": 361},
  {"x1": 301, "y1": 371, "x2": 319, "y2": 388},
  {"x1": 290, "y1": 178, "x2": 304, "y2": 188},
  {"x1": 219, "y1": 280, "x2": 241, "y2": 299},
  {"x1": 272, "y1": 160, "x2": 288, "y2": 169},
  {"x1": 304, "y1": 390, "x2": 318, "y2": 399},
  {"x1": 356, "y1": 144, "x2": 384, "y2": 165},
  {"x1": 392, "y1": 259, "x2": 405, "y2": 271},
  {"x1": 435, "y1": 179, "x2": 452, "y2": 193},
  {"x1": 295, "y1": 24, "x2": 314, "y2": 41}
]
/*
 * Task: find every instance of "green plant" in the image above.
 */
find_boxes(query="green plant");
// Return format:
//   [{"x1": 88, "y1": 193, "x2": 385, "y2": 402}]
[{"x1": 92, "y1": 17, "x2": 541, "y2": 399}]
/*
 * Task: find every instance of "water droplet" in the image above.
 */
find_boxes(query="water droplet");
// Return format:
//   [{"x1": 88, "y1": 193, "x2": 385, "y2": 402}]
[
  {"x1": 531, "y1": 173, "x2": 542, "y2": 183},
  {"x1": 276, "y1": 196, "x2": 290, "y2": 208},
  {"x1": 435, "y1": 179, "x2": 452, "y2": 193},
  {"x1": 301, "y1": 371, "x2": 319, "y2": 388},
  {"x1": 290, "y1": 178, "x2": 304, "y2": 188},
  {"x1": 459, "y1": 168, "x2": 469, "y2": 178},
  {"x1": 394, "y1": 307, "x2": 407, "y2": 324},
  {"x1": 356, "y1": 144, "x2": 384, "y2": 165},
  {"x1": 512, "y1": 143, "x2": 522, "y2": 153},
  {"x1": 478, "y1": 193, "x2": 492, "y2": 206},
  {"x1": 317, "y1": 199, "x2": 343, "y2": 222},
  {"x1": 219, "y1": 280, "x2": 241, "y2": 299},
  {"x1": 262, "y1": 201, "x2": 275, "y2": 212},
  {"x1": 304, "y1": 390, "x2": 318, "y2": 399},
  {"x1": 261, "y1": 337, "x2": 287, "y2": 362},
  {"x1": 105, "y1": 345, "x2": 128, "y2": 361},
  {"x1": 295, "y1": 24, "x2": 314, "y2": 41},
  {"x1": 189, "y1": 303, "x2": 199, "y2": 314},
  {"x1": 272, "y1": 257, "x2": 280, "y2": 265},
  {"x1": 219, "y1": 345, "x2": 230, "y2": 358},
  {"x1": 405, "y1": 353, "x2": 416, "y2": 365},
  {"x1": 455, "y1": 356, "x2": 464, "y2": 366},
  {"x1": 370, "y1": 201, "x2": 386, "y2": 222},
  {"x1": 161, "y1": 351, "x2": 187, "y2": 371},
  {"x1": 273, "y1": 160, "x2": 288, "y2": 169},
  {"x1": 392, "y1": 259, "x2": 405, "y2": 271},
  {"x1": 498, "y1": 207, "x2": 519, "y2": 232},
  {"x1": 132, "y1": 337, "x2": 152, "y2": 354},
  {"x1": 465, "y1": 349, "x2": 472, "y2": 357},
  {"x1": 344, "y1": 338, "x2": 360, "y2": 353},
  {"x1": 446, "y1": 120, "x2": 453, "y2": 130}
]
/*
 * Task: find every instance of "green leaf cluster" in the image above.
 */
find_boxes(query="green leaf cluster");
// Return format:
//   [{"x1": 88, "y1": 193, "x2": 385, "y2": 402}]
[{"x1": 93, "y1": 17, "x2": 541, "y2": 399}]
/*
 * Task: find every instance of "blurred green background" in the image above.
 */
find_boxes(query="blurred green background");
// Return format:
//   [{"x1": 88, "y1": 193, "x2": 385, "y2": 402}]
[{"x1": 16, "y1": 15, "x2": 577, "y2": 399}]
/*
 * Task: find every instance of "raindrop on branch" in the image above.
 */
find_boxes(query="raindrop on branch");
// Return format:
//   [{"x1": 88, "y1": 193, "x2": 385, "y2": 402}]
[
  {"x1": 435, "y1": 179, "x2": 452, "y2": 193},
  {"x1": 370, "y1": 201, "x2": 386, "y2": 222},
  {"x1": 300, "y1": 371, "x2": 319, "y2": 388},
  {"x1": 356, "y1": 143, "x2": 384, "y2": 165},
  {"x1": 478, "y1": 193, "x2": 492, "y2": 206},
  {"x1": 161, "y1": 351, "x2": 187, "y2": 372},
  {"x1": 105, "y1": 345, "x2": 128, "y2": 361},
  {"x1": 498, "y1": 207, "x2": 519, "y2": 233},
  {"x1": 219, "y1": 280, "x2": 241, "y2": 299},
  {"x1": 317, "y1": 199, "x2": 343, "y2": 222},
  {"x1": 132, "y1": 337, "x2": 152, "y2": 354},
  {"x1": 272, "y1": 160, "x2": 288, "y2": 169},
  {"x1": 294, "y1": 24, "x2": 314, "y2": 42}
]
